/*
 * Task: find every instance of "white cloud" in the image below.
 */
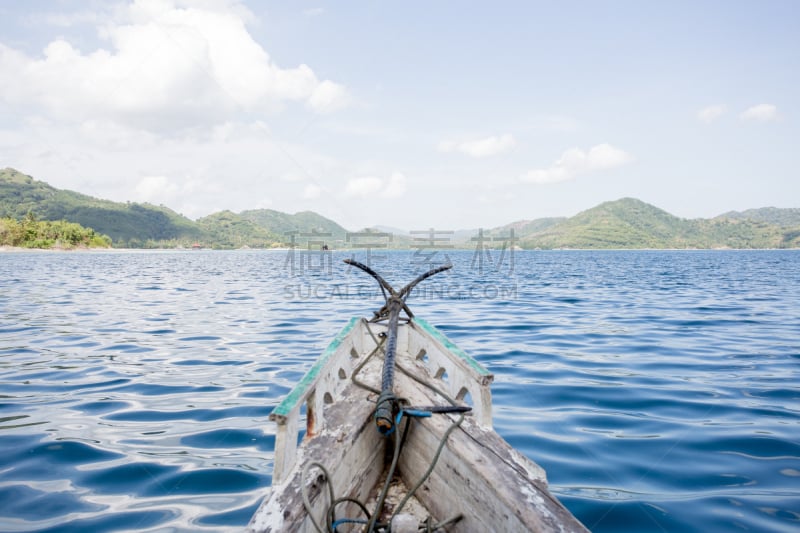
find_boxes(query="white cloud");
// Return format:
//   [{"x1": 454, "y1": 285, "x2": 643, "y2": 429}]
[
  {"x1": 135, "y1": 175, "x2": 180, "y2": 200},
  {"x1": 344, "y1": 176, "x2": 382, "y2": 197},
  {"x1": 740, "y1": 103, "x2": 778, "y2": 122},
  {"x1": 303, "y1": 183, "x2": 322, "y2": 199},
  {"x1": 382, "y1": 172, "x2": 407, "y2": 198},
  {"x1": 0, "y1": 0, "x2": 349, "y2": 133},
  {"x1": 0, "y1": 114, "x2": 336, "y2": 220},
  {"x1": 280, "y1": 173, "x2": 305, "y2": 183},
  {"x1": 521, "y1": 143, "x2": 632, "y2": 184},
  {"x1": 344, "y1": 172, "x2": 408, "y2": 199},
  {"x1": 303, "y1": 7, "x2": 326, "y2": 17},
  {"x1": 587, "y1": 143, "x2": 632, "y2": 169},
  {"x1": 134, "y1": 172, "x2": 224, "y2": 208},
  {"x1": 698, "y1": 104, "x2": 727, "y2": 123},
  {"x1": 438, "y1": 134, "x2": 516, "y2": 157},
  {"x1": 308, "y1": 80, "x2": 351, "y2": 113}
]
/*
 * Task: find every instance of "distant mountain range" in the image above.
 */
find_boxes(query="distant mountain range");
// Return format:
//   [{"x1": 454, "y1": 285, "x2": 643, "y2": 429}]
[
  {"x1": 0, "y1": 168, "x2": 345, "y2": 248},
  {"x1": 513, "y1": 198, "x2": 800, "y2": 249},
  {"x1": 2, "y1": 167, "x2": 799, "y2": 249}
]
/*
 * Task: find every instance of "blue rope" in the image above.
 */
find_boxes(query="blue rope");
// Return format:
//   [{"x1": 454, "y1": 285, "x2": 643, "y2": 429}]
[
  {"x1": 402, "y1": 409, "x2": 433, "y2": 418},
  {"x1": 381, "y1": 408, "x2": 432, "y2": 436},
  {"x1": 331, "y1": 517, "x2": 368, "y2": 530}
]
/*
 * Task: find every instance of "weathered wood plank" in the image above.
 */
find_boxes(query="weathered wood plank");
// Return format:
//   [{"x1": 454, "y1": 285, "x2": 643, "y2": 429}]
[
  {"x1": 248, "y1": 378, "x2": 385, "y2": 532},
  {"x1": 408, "y1": 319, "x2": 494, "y2": 428},
  {"x1": 411, "y1": 318, "x2": 492, "y2": 378},
  {"x1": 393, "y1": 359, "x2": 589, "y2": 533},
  {"x1": 269, "y1": 317, "x2": 363, "y2": 483}
]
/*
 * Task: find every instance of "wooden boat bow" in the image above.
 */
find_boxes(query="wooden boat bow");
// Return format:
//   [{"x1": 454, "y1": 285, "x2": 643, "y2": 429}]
[{"x1": 248, "y1": 263, "x2": 588, "y2": 532}]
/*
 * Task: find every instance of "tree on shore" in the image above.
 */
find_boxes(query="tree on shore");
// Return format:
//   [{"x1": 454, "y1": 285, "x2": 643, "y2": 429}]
[{"x1": 0, "y1": 213, "x2": 112, "y2": 249}]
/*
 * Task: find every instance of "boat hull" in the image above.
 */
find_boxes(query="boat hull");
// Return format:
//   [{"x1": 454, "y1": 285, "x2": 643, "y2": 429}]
[{"x1": 247, "y1": 318, "x2": 587, "y2": 532}]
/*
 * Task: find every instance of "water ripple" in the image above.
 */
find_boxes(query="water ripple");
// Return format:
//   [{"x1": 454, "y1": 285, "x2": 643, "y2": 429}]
[{"x1": 0, "y1": 249, "x2": 798, "y2": 532}]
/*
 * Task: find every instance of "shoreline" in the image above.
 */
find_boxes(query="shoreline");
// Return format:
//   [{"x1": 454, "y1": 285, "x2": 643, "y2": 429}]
[
  {"x1": 2, "y1": 245, "x2": 798, "y2": 253},
  {"x1": 0, "y1": 245, "x2": 122, "y2": 253}
]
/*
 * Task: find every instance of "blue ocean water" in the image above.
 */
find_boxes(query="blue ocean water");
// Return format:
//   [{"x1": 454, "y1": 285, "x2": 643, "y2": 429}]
[{"x1": 0, "y1": 249, "x2": 798, "y2": 532}]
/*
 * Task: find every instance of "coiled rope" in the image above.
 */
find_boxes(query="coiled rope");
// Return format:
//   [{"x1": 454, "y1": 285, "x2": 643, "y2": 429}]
[{"x1": 300, "y1": 321, "x2": 467, "y2": 532}]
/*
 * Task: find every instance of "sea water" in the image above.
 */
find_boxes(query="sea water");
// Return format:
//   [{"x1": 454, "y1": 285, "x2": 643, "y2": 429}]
[{"x1": 0, "y1": 249, "x2": 798, "y2": 532}]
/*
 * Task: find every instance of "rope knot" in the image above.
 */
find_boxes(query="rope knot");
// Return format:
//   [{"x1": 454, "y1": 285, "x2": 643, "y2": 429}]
[{"x1": 374, "y1": 391, "x2": 399, "y2": 435}]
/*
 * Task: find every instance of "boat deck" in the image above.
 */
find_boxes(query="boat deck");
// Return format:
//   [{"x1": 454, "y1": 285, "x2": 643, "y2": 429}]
[{"x1": 247, "y1": 318, "x2": 588, "y2": 532}]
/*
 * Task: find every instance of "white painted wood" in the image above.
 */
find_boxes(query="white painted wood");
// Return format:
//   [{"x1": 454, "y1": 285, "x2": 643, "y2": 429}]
[
  {"x1": 248, "y1": 378, "x2": 386, "y2": 532},
  {"x1": 406, "y1": 320, "x2": 494, "y2": 427},
  {"x1": 250, "y1": 317, "x2": 588, "y2": 532},
  {"x1": 269, "y1": 319, "x2": 365, "y2": 483}
]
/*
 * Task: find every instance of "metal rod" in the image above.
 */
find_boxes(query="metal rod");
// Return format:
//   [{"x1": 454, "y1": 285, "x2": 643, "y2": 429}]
[
  {"x1": 374, "y1": 298, "x2": 402, "y2": 432},
  {"x1": 344, "y1": 260, "x2": 452, "y2": 434}
]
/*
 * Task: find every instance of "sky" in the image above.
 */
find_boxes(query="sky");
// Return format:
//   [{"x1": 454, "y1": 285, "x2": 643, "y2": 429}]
[{"x1": 0, "y1": 0, "x2": 797, "y2": 231}]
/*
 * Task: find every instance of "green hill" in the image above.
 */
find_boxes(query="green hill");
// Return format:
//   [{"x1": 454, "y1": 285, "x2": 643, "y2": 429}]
[
  {"x1": 0, "y1": 168, "x2": 351, "y2": 249},
  {"x1": 522, "y1": 198, "x2": 683, "y2": 248},
  {"x1": 490, "y1": 217, "x2": 566, "y2": 239},
  {"x1": 196, "y1": 210, "x2": 280, "y2": 249},
  {"x1": 716, "y1": 207, "x2": 800, "y2": 227},
  {"x1": 0, "y1": 168, "x2": 203, "y2": 247},
  {"x1": 240, "y1": 209, "x2": 348, "y2": 243},
  {"x1": 521, "y1": 198, "x2": 798, "y2": 249}
]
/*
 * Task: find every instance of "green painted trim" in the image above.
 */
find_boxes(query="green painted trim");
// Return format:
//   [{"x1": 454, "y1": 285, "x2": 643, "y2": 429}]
[
  {"x1": 271, "y1": 316, "x2": 360, "y2": 419},
  {"x1": 413, "y1": 317, "x2": 490, "y2": 376}
]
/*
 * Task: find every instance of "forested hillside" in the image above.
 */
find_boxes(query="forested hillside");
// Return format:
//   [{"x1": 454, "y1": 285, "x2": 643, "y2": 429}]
[
  {"x1": 0, "y1": 168, "x2": 202, "y2": 246},
  {"x1": 0, "y1": 168, "x2": 347, "y2": 249},
  {"x1": 2, "y1": 168, "x2": 799, "y2": 250},
  {"x1": 519, "y1": 198, "x2": 800, "y2": 249}
]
